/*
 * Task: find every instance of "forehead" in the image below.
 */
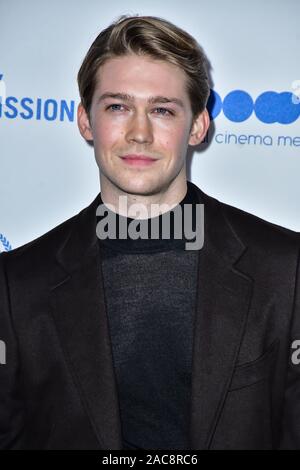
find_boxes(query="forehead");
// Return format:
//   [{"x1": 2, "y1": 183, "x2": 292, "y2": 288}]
[{"x1": 94, "y1": 54, "x2": 189, "y2": 100}]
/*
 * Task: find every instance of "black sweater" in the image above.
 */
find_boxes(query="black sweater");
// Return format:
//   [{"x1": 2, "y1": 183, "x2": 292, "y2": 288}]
[{"x1": 97, "y1": 182, "x2": 201, "y2": 450}]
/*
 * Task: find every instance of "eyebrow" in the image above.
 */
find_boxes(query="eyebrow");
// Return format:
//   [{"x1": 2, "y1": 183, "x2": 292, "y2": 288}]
[{"x1": 97, "y1": 92, "x2": 185, "y2": 109}]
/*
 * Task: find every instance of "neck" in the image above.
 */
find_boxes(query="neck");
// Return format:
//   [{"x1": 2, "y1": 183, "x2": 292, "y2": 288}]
[{"x1": 99, "y1": 176, "x2": 188, "y2": 220}]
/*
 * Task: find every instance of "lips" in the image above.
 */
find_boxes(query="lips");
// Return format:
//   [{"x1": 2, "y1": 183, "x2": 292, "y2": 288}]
[
  {"x1": 120, "y1": 154, "x2": 157, "y2": 161},
  {"x1": 120, "y1": 154, "x2": 159, "y2": 167}
]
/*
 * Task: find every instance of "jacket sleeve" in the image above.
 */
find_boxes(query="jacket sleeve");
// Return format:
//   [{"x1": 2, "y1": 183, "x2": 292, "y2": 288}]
[
  {"x1": 0, "y1": 252, "x2": 25, "y2": 449},
  {"x1": 279, "y1": 244, "x2": 300, "y2": 449}
]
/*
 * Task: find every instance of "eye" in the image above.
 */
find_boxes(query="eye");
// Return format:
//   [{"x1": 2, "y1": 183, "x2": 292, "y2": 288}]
[
  {"x1": 153, "y1": 107, "x2": 174, "y2": 116},
  {"x1": 105, "y1": 104, "x2": 174, "y2": 116},
  {"x1": 106, "y1": 104, "x2": 125, "y2": 112}
]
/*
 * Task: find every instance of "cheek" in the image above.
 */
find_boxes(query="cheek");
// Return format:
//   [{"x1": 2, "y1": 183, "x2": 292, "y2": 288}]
[
  {"x1": 159, "y1": 126, "x2": 189, "y2": 153},
  {"x1": 94, "y1": 123, "x2": 123, "y2": 148}
]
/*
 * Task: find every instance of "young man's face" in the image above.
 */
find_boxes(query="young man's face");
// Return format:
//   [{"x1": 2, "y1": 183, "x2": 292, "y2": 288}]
[{"x1": 78, "y1": 54, "x2": 209, "y2": 202}]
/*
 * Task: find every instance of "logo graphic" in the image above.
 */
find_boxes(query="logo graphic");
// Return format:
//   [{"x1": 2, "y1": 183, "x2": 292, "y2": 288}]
[
  {"x1": 0, "y1": 73, "x2": 75, "y2": 122},
  {"x1": 0, "y1": 74, "x2": 6, "y2": 104},
  {"x1": 207, "y1": 89, "x2": 300, "y2": 124},
  {"x1": 0, "y1": 233, "x2": 12, "y2": 252}
]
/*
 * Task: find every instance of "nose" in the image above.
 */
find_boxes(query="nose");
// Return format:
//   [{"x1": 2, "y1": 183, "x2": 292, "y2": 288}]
[{"x1": 125, "y1": 111, "x2": 154, "y2": 145}]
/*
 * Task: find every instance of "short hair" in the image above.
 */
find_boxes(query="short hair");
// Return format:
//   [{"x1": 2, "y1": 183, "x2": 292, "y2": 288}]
[{"x1": 77, "y1": 15, "x2": 210, "y2": 121}]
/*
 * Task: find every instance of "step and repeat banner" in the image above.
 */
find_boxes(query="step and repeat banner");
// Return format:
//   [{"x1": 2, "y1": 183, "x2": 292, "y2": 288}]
[{"x1": 0, "y1": 0, "x2": 299, "y2": 251}]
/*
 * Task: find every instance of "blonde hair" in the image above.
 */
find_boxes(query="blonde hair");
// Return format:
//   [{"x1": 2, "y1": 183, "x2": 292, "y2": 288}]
[{"x1": 78, "y1": 15, "x2": 210, "y2": 120}]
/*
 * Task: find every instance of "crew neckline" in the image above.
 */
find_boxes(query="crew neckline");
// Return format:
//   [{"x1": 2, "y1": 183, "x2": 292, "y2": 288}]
[{"x1": 96, "y1": 181, "x2": 200, "y2": 253}]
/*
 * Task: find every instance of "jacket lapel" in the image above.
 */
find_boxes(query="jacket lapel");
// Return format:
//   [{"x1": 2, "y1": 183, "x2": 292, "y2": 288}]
[
  {"x1": 189, "y1": 183, "x2": 254, "y2": 449},
  {"x1": 49, "y1": 195, "x2": 122, "y2": 450}
]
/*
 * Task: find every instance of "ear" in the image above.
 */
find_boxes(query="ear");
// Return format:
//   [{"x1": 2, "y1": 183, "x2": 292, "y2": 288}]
[
  {"x1": 77, "y1": 103, "x2": 93, "y2": 141},
  {"x1": 188, "y1": 108, "x2": 210, "y2": 146}
]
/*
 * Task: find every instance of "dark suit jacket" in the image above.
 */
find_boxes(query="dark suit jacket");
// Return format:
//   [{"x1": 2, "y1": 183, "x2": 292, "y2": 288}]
[{"x1": 1, "y1": 182, "x2": 300, "y2": 450}]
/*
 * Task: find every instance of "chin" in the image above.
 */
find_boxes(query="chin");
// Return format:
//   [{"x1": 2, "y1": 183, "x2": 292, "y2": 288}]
[{"x1": 118, "y1": 180, "x2": 162, "y2": 197}]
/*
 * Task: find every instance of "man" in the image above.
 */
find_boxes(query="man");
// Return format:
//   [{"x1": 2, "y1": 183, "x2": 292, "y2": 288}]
[{"x1": 0, "y1": 15, "x2": 299, "y2": 450}]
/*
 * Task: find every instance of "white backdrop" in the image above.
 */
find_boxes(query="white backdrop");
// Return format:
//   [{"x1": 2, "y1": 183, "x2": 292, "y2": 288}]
[{"x1": 0, "y1": 0, "x2": 299, "y2": 251}]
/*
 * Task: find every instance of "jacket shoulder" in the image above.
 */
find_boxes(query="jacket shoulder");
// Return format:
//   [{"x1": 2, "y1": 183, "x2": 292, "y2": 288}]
[
  {"x1": 191, "y1": 180, "x2": 299, "y2": 254},
  {"x1": 1, "y1": 213, "x2": 76, "y2": 263},
  {"x1": 214, "y1": 194, "x2": 299, "y2": 250},
  {"x1": 0, "y1": 195, "x2": 99, "y2": 268}
]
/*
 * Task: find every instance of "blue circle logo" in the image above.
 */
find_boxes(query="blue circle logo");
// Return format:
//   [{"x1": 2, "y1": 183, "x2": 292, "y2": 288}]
[{"x1": 207, "y1": 89, "x2": 300, "y2": 124}]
